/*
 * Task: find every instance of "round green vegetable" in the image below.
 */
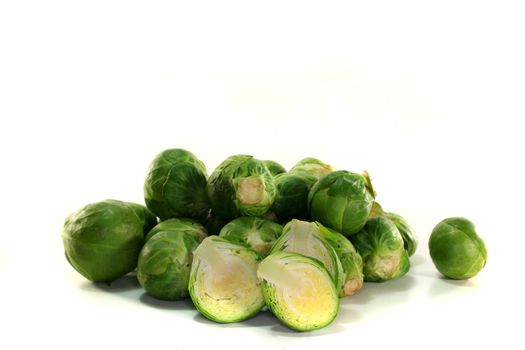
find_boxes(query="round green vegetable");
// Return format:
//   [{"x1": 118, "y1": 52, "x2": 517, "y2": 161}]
[
  {"x1": 308, "y1": 170, "x2": 374, "y2": 236},
  {"x1": 271, "y1": 173, "x2": 317, "y2": 222},
  {"x1": 350, "y1": 216, "x2": 410, "y2": 282},
  {"x1": 289, "y1": 157, "x2": 334, "y2": 178},
  {"x1": 189, "y1": 236, "x2": 265, "y2": 323},
  {"x1": 257, "y1": 251, "x2": 339, "y2": 332},
  {"x1": 62, "y1": 199, "x2": 150, "y2": 282},
  {"x1": 144, "y1": 149, "x2": 210, "y2": 221},
  {"x1": 429, "y1": 217, "x2": 487, "y2": 280},
  {"x1": 318, "y1": 225, "x2": 364, "y2": 297},
  {"x1": 262, "y1": 160, "x2": 286, "y2": 176},
  {"x1": 218, "y1": 217, "x2": 282, "y2": 257},
  {"x1": 207, "y1": 154, "x2": 276, "y2": 221},
  {"x1": 145, "y1": 218, "x2": 207, "y2": 243},
  {"x1": 386, "y1": 212, "x2": 418, "y2": 257},
  {"x1": 137, "y1": 231, "x2": 199, "y2": 300},
  {"x1": 269, "y1": 219, "x2": 343, "y2": 292}
]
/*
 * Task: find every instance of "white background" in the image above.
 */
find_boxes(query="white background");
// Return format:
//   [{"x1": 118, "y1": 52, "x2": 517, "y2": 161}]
[{"x1": 1, "y1": 1, "x2": 524, "y2": 349}]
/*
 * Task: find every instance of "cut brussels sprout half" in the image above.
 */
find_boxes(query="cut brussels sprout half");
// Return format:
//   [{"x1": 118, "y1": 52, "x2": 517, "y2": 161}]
[
  {"x1": 271, "y1": 173, "x2": 317, "y2": 222},
  {"x1": 62, "y1": 199, "x2": 149, "y2": 282},
  {"x1": 144, "y1": 149, "x2": 210, "y2": 221},
  {"x1": 262, "y1": 160, "x2": 286, "y2": 176},
  {"x1": 289, "y1": 157, "x2": 334, "y2": 178},
  {"x1": 219, "y1": 217, "x2": 282, "y2": 257},
  {"x1": 350, "y1": 216, "x2": 410, "y2": 282},
  {"x1": 207, "y1": 155, "x2": 276, "y2": 221},
  {"x1": 145, "y1": 218, "x2": 207, "y2": 243},
  {"x1": 189, "y1": 236, "x2": 264, "y2": 323},
  {"x1": 308, "y1": 170, "x2": 374, "y2": 236},
  {"x1": 429, "y1": 217, "x2": 487, "y2": 279},
  {"x1": 318, "y1": 225, "x2": 364, "y2": 297},
  {"x1": 258, "y1": 251, "x2": 339, "y2": 331},
  {"x1": 269, "y1": 219, "x2": 343, "y2": 292},
  {"x1": 137, "y1": 231, "x2": 199, "y2": 300}
]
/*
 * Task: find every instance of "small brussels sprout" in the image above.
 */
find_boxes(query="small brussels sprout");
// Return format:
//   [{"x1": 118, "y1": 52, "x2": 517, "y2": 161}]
[
  {"x1": 257, "y1": 251, "x2": 339, "y2": 332},
  {"x1": 350, "y1": 216, "x2": 410, "y2": 282},
  {"x1": 308, "y1": 171, "x2": 374, "y2": 236},
  {"x1": 144, "y1": 149, "x2": 210, "y2": 221},
  {"x1": 289, "y1": 157, "x2": 334, "y2": 178},
  {"x1": 62, "y1": 200, "x2": 150, "y2": 282},
  {"x1": 207, "y1": 155, "x2": 276, "y2": 221},
  {"x1": 429, "y1": 217, "x2": 487, "y2": 280},
  {"x1": 318, "y1": 226, "x2": 364, "y2": 297},
  {"x1": 145, "y1": 218, "x2": 207, "y2": 243},
  {"x1": 189, "y1": 236, "x2": 265, "y2": 323},
  {"x1": 386, "y1": 212, "x2": 418, "y2": 257},
  {"x1": 269, "y1": 219, "x2": 343, "y2": 292},
  {"x1": 262, "y1": 160, "x2": 286, "y2": 176},
  {"x1": 271, "y1": 173, "x2": 317, "y2": 222},
  {"x1": 137, "y1": 231, "x2": 199, "y2": 300},
  {"x1": 219, "y1": 217, "x2": 283, "y2": 257}
]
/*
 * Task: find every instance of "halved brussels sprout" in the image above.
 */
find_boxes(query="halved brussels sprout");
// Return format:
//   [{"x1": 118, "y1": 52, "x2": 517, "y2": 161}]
[
  {"x1": 386, "y1": 212, "x2": 418, "y2": 257},
  {"x1": 429, "y1": 217, "x2": 487, "y2": 280},
  {"x1": 137, "y1": 231, "x2": 199, "y2": 300},
  {"x1": 289, "y1": 157, "x2": 334, "y2": 178},
  {"x1": 189, "y1": 236, "x2": 265, "y2": 323},
  {"x1": 350, "y1": 216, "x2": 409, "y2": 282},
  {"x1": 207, "y1": 155, "x2": 276, "y2": 220},
  {"x1": 308, "y1": 170, "x2": 374, "y2": 236},
  {"x1": 145, "y1": 218, "x2": 207, "y2": 243},
  {"x1": 62, "y1": 200, "x2": 149, "y2": 282},
  {"x1": 318, "y1": 226, "x2": 364, "y2": 297},
  {"x1": 269, "y1": 219, "x2": 343, "y2": 292},
  {"x1": 257, "y1": 251, "x2": 339, "y2": 332},
  {"x1": 144, "y1": 149, "x2": 210, "y2": 221},
  {"x1": 218, "y1": 217, "x2": 283, "y2": 257},
  {"x1": 271, "y1": 173, "x2": 317, "y2": 222},
  {"x1": 262, "y1": 160, "x2": 286, "y2": 177}
]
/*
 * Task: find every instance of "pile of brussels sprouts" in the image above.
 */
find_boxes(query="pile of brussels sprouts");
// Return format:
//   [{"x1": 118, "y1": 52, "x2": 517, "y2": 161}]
[{"x1": 61, "y1": 149, "x2": 487, "y2": 332}]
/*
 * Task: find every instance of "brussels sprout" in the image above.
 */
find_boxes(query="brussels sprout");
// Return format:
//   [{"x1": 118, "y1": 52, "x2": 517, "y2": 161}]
[
  {"x1": 219, "y1": 217, "x2": 283, "y2": 257},
  {"x1": 289, "y1": 157, "x2": 334, "y2": 178},
  {"x1": 262, "y1": 160, "x2": 286, "y2": 176},
  {"x1": 62, "y1": 200, "x2": 150, "y2": 282},
  {"x1": 257, "y1": 251, "x2": 339, "y2": 331},
  {"x1": 271, "y1": 173, "x2": 317, "y2": 222},
  {"x1": 386, "y1": 212, "x2": 418, "y2": 257},
  {"x1": 429, "y1": 217, "x2": 487, "y2": 280},
  {"x1": 308, "y1": 171, "x2": 374, "y2": 236},
  {"x1": 204, "y1": 213, "x2": 228, "y2": 236},
  {"x1": 122, "y1": 202, "x2": 158, "y2": 234},
  {"x1": 269, "y1": 219, "x2": 343, "y2": 292},
  {"x1": 189, "y1": 236, "x2": 265, "y2": 323},
  {"x1": 145, "y1": 218, "x2": 207, "y2": 243},
  {"x1": 144, "y1": 149, "x2": 210, "y2": 221},
  {"x1": 350, "y1": 216, "x2": 410, "y2": 282},
  {"x1": 207, "y1": 155, "x2": 276, "y2": 221},
  {"x1": 318, "y1": 226, "x2": 364, "y2": 297},
  {"x1": 137, "y1": 231, "x2": 199, "y2": 300}
]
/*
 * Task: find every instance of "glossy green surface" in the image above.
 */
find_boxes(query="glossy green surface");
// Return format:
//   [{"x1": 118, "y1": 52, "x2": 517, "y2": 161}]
[
  {"x1": 143, "y1": 148, "x2": 210, "y2": 221},
  {"x1": 207, "y1": 154, "x2": 276, "y2": 220},
  {"x1": 62, "y1": 199, "x2": 149, "y2": 282},
  {"x1": 350, "y1": 216, "x2": 410, "y2": 282},
  {"x1": 429, "y1": 217, "x2": 487, "y2": 279},
  {"x1": 270, "y1": 172, "x2": 317, "y2": 222},
  {"x1": 219, "y1": 216, "x2": 282, "y2": 257},
  {"x1": 308, "y1": 170, "x2": 374, "y2": 236},
  {"x1": 144, "y1": 218, "x2": 207, "y2": 243},
  {"x1": 137, "y1": 231, "x2": 199, "y2": 300},
  {"x1": 386, "y1": 212, "x2": 418, "y2": 256}
]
